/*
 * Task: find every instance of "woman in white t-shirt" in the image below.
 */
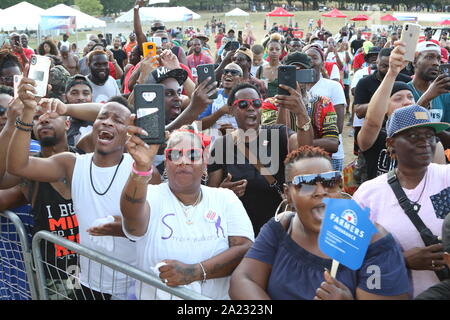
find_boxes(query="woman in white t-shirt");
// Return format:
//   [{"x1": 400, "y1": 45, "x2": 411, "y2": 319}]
[{"x1": 120, "y1": 126, "x2": 255, "y2": 299}]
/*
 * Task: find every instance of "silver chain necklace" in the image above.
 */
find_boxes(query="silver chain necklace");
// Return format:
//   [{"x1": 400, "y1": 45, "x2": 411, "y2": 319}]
[{"x1": 174, "y1": 190, "x2": 202, "y2": 225}]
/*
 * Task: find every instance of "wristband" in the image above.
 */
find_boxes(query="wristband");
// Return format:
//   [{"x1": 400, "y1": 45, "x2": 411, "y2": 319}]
[
  {"x1": 132, "y1": 162, "x2": 153, "y2": 177},
  {"x1": 16, "y1": 116, "x2": 34, "y2": 128},
  {"x1": 199, "y1": 262, "x2": 207, "y2": 283},
  {"x1": 15, "y1": 124, "x2": 33, "y2": 132}
]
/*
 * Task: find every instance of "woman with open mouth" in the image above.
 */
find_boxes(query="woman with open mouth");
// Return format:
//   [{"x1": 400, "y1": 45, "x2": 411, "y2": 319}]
[{"x1": 229, "y1": 145, "x2": 410, "y2": 300}]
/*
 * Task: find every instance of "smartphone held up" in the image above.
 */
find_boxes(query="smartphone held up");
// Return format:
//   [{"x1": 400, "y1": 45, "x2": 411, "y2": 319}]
[
  {"x1": 27, "y1": 55, "x2": 51, "y2": 97},
  {"x1": 400, "y1": 23, "x2": 421, "y2": 62}
]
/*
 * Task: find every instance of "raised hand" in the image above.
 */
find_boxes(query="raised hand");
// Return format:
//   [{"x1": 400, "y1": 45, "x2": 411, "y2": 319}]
[
  {"x1": 160, "y1": 50, "x2": 181, "y2": 70},
  {"x1": 37, "y1": 98, "x2": 67, "y2": 121},
  {"x1": 17, "y1": 77, "x2": 38, "y2": 112},
  {"x1": 275, "y1": 83, "x2": 308, "y2": 117},
  {"x1": 388, "y1": 41, "x2": 408, "y2": 76}
]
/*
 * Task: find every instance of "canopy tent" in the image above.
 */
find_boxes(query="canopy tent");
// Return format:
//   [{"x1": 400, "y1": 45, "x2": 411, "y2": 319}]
[
  {"x1": 380, "y1": 14, "x2": 397, "y2": 21},
  {"x1": 44, "y1": 4, "x2": 106, "y2": 29},
  {"x1": 322, "y1": 8, "x2": 347, "y2": 18},
  {"x1": 225, "y1": 8, "x2": 249, "y2": 17},
  {"x1": 115, "y1": 7, "x2": 200, "y2": 23},
  {"x1": 0, "y1": 1, "x2": 46, "y2": 31},
  {"x1": 351, "y1": 14, "x2": 370, "y2": 21},
  {"x1": 266, "y1": 7, "x2": 294, "y2": 17},
  {"x1": 438, "y1": 19, "x2": 450, "y2": 25}
]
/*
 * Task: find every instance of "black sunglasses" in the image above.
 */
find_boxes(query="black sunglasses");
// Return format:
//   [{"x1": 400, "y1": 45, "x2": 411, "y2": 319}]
[
  {"x1": 151, "y1": 26, "x2": 166, "y2": 32},
  {"x1": 287, "y1": 171, "x2": 342, "y2": 194},
  {"x1": 223, "y1": 69, "x2": 241, "y2": 76}
]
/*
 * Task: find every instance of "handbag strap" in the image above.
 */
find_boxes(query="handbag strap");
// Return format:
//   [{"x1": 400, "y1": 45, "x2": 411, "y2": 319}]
[
  {"x1": 235, "y1": 140, "x2": 282, "y2": 196},
  {"x1": 387, "y1": 170, "x2": 435, "y2": 244}
]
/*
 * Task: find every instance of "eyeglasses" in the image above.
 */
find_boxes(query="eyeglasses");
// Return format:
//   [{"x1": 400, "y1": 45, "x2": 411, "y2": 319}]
[
  {"x1": 151, "y1": 26, "x2": 166, "y2": 32},
  {"x1": 287, "y1": 171, "x2": 342, "y2": 195},
  {"x1": 400, "y1": 130, "x2": 436, "y2": 143},
  {"x1": 223, "y1": 69, "x2": 241, "y2": 76},
  {"x1": 232, "y1": 99, "x2": 263, "y2": 109},
  {"x1": 165, "y1": 148, "x2": 203, "y2": 163}
]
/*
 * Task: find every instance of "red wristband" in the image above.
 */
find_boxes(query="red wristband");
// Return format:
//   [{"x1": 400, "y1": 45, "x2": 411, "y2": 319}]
[{"x1": 132, "y1": 162, "x2": 153, "y2": 177}]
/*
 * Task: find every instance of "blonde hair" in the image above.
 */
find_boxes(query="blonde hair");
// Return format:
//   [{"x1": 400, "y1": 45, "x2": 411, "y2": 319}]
[{"x1": 166, "y1": 125, "x2": 203, "y2": 150}]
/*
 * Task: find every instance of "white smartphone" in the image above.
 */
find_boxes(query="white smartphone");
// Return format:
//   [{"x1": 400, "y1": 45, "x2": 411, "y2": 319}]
[
  {"x1": 400, "y1": 23, "x2": 421, "y2": 62},
  {"x1": 28, "y1": 55, "x2": 51, "y2": 97},
  {"x1": 13, "y1": 75, "x2": 23, "y2": 99}
]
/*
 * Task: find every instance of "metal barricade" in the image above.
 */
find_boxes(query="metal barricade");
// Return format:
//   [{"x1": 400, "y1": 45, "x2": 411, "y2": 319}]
[
  {"x1": 32, "y1": 231, "x2": 211, "y2": 300},
  {"x1": 0, "y1": 210, "x2": 38, "y2": 300}
]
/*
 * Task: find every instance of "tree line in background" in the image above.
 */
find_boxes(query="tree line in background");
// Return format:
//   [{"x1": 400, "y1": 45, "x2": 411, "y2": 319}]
[{"x1": 1, "y1": 0, "x2": 450, "y2": 16}]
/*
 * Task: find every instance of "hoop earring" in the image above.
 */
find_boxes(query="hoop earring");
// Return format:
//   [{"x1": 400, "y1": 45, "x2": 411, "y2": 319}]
[
  {"x1": 274, "y1": 198, "x2": 292, "y2": 222},
  {"x1": 163, "y1": 169, "x2": 168, "y2": 180}
]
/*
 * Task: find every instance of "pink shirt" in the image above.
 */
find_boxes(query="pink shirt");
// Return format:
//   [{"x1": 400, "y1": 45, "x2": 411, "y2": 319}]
[
  {"x1": 353, "y1": 163, "x2": 450, "y2": 297},
  {"x1": 186, "y1": 52, "x2": 214, "y2": 79}
]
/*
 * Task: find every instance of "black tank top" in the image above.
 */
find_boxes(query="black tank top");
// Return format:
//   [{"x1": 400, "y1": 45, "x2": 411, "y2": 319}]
[{"x1": 31, "y1": 148, "x2": 80, "y2": 278}]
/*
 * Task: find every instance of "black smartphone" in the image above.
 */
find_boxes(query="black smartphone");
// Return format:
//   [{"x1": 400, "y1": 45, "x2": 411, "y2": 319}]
[
  {"x1": 229, "y1": 41, "x2": 240, "y2": 51},
  {"x1": 296, "y1": 69, "x2": 316, "y2": 83},
  {"x1": 278, "y1": 65, "x2": 297, "y2": 95},
  {"x1": 197, "y1": 64, "x2": 218, "y2": 99},
  {"x1": 134, "y1": 84, "x2": 166, "y2": 144},
  {"x1": 439, "y1": 63, "x2": 450, "y2": 75}
]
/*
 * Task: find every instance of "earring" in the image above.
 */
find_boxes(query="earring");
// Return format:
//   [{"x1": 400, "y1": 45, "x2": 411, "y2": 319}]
[
  {"x1": 163, "y1": 169, "x2": 168, "y2": 180},
  {"x1": 274, "y1": 198, "x2": 292, "y2": 222},
  {"x1": 201, "y1": 170, "x2": 208, "y2": 183}
]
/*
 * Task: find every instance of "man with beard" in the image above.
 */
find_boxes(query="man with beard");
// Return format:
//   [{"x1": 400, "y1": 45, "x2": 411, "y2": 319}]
[
  {"x1": 60, "y1": 45, "x2": 79, "y2": 76},
  {"x1": 0, "y1": 88, "x2": 82, "y2": 299},
  {"x1": 87, "y1": 50, "x2": 121, "y2": 103},
  {"x1": 407, "y1": 41, "x2": 450, "y2": 148}
]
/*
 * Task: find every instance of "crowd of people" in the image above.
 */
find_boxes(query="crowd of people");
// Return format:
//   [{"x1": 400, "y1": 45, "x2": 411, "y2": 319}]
[{"x1": 1, "y1": 1, "x2": 450, "y2": 300}]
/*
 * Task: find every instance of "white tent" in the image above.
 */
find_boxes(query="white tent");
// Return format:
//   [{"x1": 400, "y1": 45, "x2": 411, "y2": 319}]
[
  {"x1": 0, "y1": 1, "x2": 46, "y2": 31},
  {"x1": 115, "y1": 6, "x2": 201, "y2": 23},
  {"x1": 45, "y1": 4, "x2": 106, "y2": 29},
  {"x1": 225, "y1": 8, "x2": 250, "y2": 17}
]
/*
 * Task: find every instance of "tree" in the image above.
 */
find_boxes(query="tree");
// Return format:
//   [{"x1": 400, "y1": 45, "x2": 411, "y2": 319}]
[
  {"x1": 74, "y1": 0, "x2": 103, "y2": 16},
  {"x1": 101, "y1": 0, "x2": 134, "y2": 16}
]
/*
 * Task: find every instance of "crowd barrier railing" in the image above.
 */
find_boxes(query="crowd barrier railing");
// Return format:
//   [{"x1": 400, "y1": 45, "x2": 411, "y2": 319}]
[
  {"x1": 32, "y1": 231, "x2": 211, "y2": 300},
  {"x1": 0, "y1": 210, "x2": 38, "y2": 300}
]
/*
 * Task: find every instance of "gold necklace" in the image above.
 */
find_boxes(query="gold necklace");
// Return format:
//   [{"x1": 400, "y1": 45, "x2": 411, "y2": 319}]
[{"x1": 174, "y1": 190, "x2": 202, "y2": 225}]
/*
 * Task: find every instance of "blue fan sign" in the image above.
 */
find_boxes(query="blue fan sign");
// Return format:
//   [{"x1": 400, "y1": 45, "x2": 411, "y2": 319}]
[{"x1": 319, "y1": 198, "x2": 377, "y2": 270}]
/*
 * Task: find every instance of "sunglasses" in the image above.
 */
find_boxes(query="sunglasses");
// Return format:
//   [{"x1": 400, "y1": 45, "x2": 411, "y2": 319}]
[
  {"x1": 223, "y1": 69, "x2": 241, "y2": 76},
  {"x1": 165, "y1": 148, "x2": 203, "y2": 163},
  {"x1": 232, "y1": 99, "x2": 263, "y2": 109},
  {"x1": 151, "y1": 26, "x2": 166, "y2": 32},
  {"x1": 287, "y1": 171, "x2": 342, "y2": 194}
]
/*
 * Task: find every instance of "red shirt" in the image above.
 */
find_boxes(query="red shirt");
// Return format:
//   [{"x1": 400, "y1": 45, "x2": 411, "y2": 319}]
[
  {"x1": 12, "y1": 48, "x2": 34, "y2": 67},
  {"x1": 214, "y1": 34, "x2": 225, "y2": 50},
  {"x1": 353, "y1": 52, "x2": 365, "y2": 71}
]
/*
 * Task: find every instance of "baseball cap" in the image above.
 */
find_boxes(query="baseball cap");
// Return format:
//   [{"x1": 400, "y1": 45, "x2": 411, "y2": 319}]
[
  {"x1": 416, "y1": 41, "x2": 441, "y2": 54},
  {"x1": 283, "y1": 52, "x2": 312, "y2": 69},
  {"x1": 65, "y1": 74, "x2": 92, "y2": 93},
  {"x1": 386, "y1": 104, "x2": 450, "y2": 138},
  {"x1": 146, "y1": 67, "x2": 188, "y2": 86}
]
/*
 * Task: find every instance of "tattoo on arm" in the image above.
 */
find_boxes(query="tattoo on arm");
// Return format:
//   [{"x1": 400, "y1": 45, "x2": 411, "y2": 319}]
[
  {"x1": 176, "y1": 264, "x2": 197, "y2": 284},
  {"x1": 124, "y1": 187, "x2": 146, "y2": 204}
]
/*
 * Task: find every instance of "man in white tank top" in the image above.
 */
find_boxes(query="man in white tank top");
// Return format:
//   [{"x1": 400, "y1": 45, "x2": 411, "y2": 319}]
[{"x1": 7, "y1": 90, "x2": 155, "y2": 299}]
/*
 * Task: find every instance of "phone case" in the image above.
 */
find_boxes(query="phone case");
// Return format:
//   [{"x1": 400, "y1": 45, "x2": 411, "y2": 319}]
[
  {"x1": 197, "y1": 64, "x2": 218, "y2": 99},
  {"x1": 439, "y1": 63, "x2": 450, "y2": 74},
  {"x1": 400, "y1": 23, "x2": 421, "y2": 62},
  {"x1": 28, "y1": 55, "x2": 51, "y2": 97},
  {"x1": 278, "y1": 65, "x2": 297, "y2": 95},
  {"x1": 142, "y1": 42, "x2": 157, "y2": 59},
  {"x1": 296, "y1": 69, "x2": 315, "y2": 83},
  {"x1": 134, "y1": 84, "x2": 166, "y2": 145}
]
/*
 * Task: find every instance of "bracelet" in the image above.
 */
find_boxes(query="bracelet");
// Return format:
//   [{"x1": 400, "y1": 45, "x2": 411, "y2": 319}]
[
  {"x1": 16, "y1": 116, "x2": 34, "y2": 128},
  {"x1": 15, "y1": 124, "x2": 33, "y2": 132},
  {"x1": 132, "y1": 162, "x2": 153, "y2": 177},
  {"x1": 199, "y1": 262, "x2": 207, "y2": 283}
]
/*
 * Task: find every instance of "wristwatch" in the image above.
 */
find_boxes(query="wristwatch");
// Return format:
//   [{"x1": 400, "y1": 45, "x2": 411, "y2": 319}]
[{"x1": 297, "y1": 118, "x2": 311, "y2": 132}]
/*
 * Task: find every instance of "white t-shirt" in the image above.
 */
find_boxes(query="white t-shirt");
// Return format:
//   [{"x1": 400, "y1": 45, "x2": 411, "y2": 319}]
[
  {"x1": 87, "y1": 76, "x2": 121, "y2": 103},
  {"x1": 71, "y1": 153, "x2": 137, "y2": 296},
  {"x1": 123, "y1": 183, "x2": 255, "y2": 300},
  {"x1": 351, "y1": 66, "x2": 372, "y2": 128},
  {"x1": 310, "y1": 77, "x2": 347, "y2": 159},
  {"x1": 353, "y1": 163, "x2": 450, "y2": 297}
]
